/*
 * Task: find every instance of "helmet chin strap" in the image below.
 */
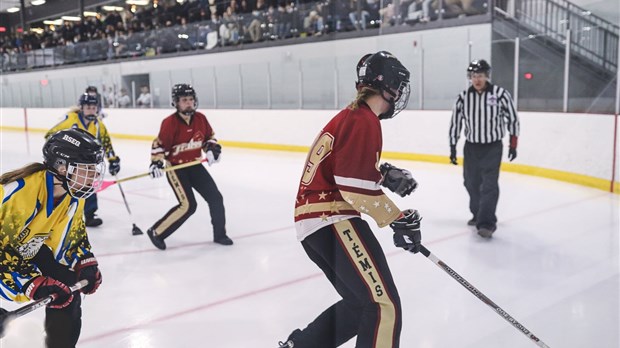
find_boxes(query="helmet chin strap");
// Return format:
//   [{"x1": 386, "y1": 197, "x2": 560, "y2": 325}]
[
  {"x1": 179, "y1": 108, "x2": 195, "y2": 117},
  {"x1": 378, "y1": 91, "x2": 397, "y2": 120}
]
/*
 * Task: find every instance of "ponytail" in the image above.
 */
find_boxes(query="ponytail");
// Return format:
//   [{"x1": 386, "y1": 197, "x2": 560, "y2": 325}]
[
  {"x1": 348, "y1": 86, "x2": 380, "y2": 110},
  {"x1": 0, "y1": 163, "x2": 47, "y2": 185}
]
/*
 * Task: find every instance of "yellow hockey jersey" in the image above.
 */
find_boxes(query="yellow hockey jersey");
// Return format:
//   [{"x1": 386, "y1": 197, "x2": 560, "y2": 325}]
[
  {"x1": 45, "y1": 109, "x2": 117, "y2": 159},
  {"x1": 0, "y1": 170, "x2": 93, "y2": 302}
]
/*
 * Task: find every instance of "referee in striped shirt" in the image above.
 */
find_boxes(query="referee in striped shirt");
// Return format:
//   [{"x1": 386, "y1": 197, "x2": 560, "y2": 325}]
[{"x1": 449, "y1": 59, "x2": 520, "y2": 238}]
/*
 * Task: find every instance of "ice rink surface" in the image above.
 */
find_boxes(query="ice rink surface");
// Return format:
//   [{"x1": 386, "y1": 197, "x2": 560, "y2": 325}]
[{"x1": 0, "y1": 130, "x2": 618, "y2": 348}]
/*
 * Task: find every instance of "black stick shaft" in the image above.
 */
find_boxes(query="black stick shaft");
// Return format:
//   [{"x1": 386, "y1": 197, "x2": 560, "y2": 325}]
[
  {"x1": 116, "y1": 180, "x2": 133, "y2": 216},
  {"x1": 419, "y1": 245, "x2": 550, "y2": 348},
  {"x1": 11, "y1": 280, "x2": 88, "y2": 318}
]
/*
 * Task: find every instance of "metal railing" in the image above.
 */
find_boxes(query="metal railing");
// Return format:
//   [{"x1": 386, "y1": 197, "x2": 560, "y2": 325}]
[{"x1": 495, "y1": 0, "x2": 619, "y2": 73}]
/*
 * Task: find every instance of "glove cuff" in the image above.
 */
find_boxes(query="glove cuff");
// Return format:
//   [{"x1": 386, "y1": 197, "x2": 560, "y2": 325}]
[
  {"x1": 23, "y1": 276, "x2": 42, "y2": 299},
  {"x1": 75, "y1": 254, "x2": 98, "y2": 272},
  {"x1": 510, "y1": 135, "x2": 518, "y2": 149}
]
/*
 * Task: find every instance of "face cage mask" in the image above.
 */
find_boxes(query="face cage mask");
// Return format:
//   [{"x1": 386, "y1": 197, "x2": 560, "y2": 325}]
[
  {"x1": 379, "y1": 81, "x2": 411, "y2": 120},
  {"x1": 65, "y1": 161, "x2": 105, "y2": 199}
]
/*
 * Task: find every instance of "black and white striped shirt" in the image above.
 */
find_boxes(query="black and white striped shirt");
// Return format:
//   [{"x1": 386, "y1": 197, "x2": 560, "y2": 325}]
[{"x1": 449, "y1": 83, "x2": 519, "y2": 146}]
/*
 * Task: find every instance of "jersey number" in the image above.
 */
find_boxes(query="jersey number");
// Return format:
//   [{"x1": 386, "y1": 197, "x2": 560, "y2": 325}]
[{"x1": 301, "y1": 133, "x2": 334, "y2": 185}]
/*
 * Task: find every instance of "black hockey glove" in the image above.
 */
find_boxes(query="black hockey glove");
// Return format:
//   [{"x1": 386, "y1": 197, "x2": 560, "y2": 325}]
[
  {"x1": 108, "y1": 156, "x2": 121, "y2": 176},
  {"x1": 380, "y1": 162, "x2": 417, "y2": 197},
  {"x1": 149, "y1": 160, "x2": 164, "y2": 178},
  {"x1": 23, "y1": 276, "x2": 73, "y2": 309},
  {"x1": 75, "y1": 254, "x2": 102, "y2": 295},
  {"x1": 390, "y1": 209, "x2": 422, "y2": 253},
  {"x1": 508, "y1": 135, "x2": 518, "y2": 162},
  {"x1": 449, "y1": 145, "x2": 458, "y2": 165},
  {"x1": 204, "y1": 139, "x2": 222, "y2": 165}
]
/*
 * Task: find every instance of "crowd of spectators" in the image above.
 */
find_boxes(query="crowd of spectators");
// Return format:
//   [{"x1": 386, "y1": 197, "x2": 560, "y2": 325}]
[{"x1": 0, "y1": 0, "x2": 487, "y2": 71}]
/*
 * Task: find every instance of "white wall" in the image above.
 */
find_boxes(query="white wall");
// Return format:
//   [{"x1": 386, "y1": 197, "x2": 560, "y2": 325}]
[{"x1": 1, "y1": 107, "x2": 617, "y2": 189}]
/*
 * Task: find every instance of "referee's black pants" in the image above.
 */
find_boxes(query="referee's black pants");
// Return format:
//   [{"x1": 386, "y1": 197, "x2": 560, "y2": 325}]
[
  {"x1": 291, "y1": 218, "x2": 401, "y2": 348},
  {"x1": 32, "y1": 246, "x2": 82, "y2": 348},
  {"x1": 151, "y1": 164, "x2": 227, "y2": 241},
  {"x1": 463, "y1": 141, "x2": 502, "y2": 230}
]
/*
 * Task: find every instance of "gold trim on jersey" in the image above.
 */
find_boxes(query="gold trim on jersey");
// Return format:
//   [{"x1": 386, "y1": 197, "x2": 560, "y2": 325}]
[
  {"x1": 340, "y1": 191, "x2": 401, "y2": 228},
  {"x1": 333, "y1": 220, "x2": 397, "y2": 348},
  {"x1": 294, "y1": 200, "x2": 355, "y2": 217}
]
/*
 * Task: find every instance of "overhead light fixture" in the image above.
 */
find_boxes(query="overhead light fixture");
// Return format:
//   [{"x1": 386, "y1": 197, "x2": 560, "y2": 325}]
[
  {"x1": 30, "y1": 27, "x2": 44, "y2": 33},
  {"x1": 126, "y1": 0, "x2": 149, "y2": 6},
  {"x1": 43, "y1": 19, "x2": 63, "y2": 25},
  {"x1": 31, "y1": 0, "x2": 46, "y2": 5},
  {"x1": 83, "y1": 11, "x2": 98, "y2": 17},
  {"x1": 61, "y1": 15, "x2": 82, "y2": 21},
  {"x1": 6, "y1": 7, "x2": 20, "y2": 13},
  {"x1": 102, "y1": 5, "x2": 124, "y2": 11}
]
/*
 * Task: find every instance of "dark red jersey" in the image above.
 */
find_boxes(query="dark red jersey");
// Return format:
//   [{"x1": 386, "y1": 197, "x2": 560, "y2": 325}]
[
  {"x1": 294, "y1": 103, "x2": 400, "y2": 241},
  {"x1": 154, "y1": 112, "x2": 215, "y2": 165}
]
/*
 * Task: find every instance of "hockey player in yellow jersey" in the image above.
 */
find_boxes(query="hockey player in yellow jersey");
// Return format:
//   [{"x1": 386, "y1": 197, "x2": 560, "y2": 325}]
[
  {"x1": 0, "y1": 128, "x2": 104, "y2": 348},
  {"x1": 45, "y1": 93, "x2": 120, "y2": 227}
]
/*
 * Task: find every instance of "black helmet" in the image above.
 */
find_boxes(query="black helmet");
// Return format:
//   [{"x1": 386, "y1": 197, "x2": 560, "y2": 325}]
[
  {"x1": 355, "y1": 53, "x2": 373, "y2": 90},
  {"x1": 171, "y1": 84, "x2": 198, "y2": 115},
  {"x1": 79, "y1": 93, "x2": 99, "y2": 107},
  {"x1": 43, "y1": 128, "x2": 105, "y2": 199},
  {"x1": 78, "y1": 93, "x2": 100, "y2": 120},
  {"x1": 467, "y1": 59, "x2": 491, "y2": 75},
  {"x1": 85, "y1": 86, "x2": 98, "y2": 94},
  {"x1": 357, "y1": 51, "x2": 411, "y2": 119}
]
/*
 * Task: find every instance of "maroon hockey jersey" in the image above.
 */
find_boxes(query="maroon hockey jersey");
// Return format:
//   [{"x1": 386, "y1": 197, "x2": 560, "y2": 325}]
[
  {"x1": 153, "y1": 112, "x2": 215, "y2": 165},
  {"x1": 294, "y1": 103, "x2": 401, "y2": 241}
]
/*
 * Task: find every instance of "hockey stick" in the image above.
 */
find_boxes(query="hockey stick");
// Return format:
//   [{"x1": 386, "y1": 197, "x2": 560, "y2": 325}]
[
  {"x1": 419, "y1": 245, "x2": 551, "y2": 348},
  {"x1": 98, "y1": 158, "x2": 209, "y2": 192},
  {"x1": 115, "y1": 177, "x2": 144, "y2": 236},
  {"x1": 0, "y1": 279, "x2": 89, "y2": 337}
]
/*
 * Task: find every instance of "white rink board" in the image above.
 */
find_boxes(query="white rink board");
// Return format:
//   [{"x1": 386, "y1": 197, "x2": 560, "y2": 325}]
[{"x1": 1, "y1": 107, "x2": 617, "y2": 182}]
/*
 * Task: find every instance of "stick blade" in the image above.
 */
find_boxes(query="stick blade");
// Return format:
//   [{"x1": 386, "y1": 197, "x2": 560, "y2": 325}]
[{"x1": 132, "y1": 224, "x2": 144, "y2": 236}]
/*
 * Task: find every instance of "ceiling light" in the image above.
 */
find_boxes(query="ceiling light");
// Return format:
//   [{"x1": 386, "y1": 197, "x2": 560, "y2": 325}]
[
  {"x1": 43, "y1": 19, "x2": 63, "y2": 25},
  {"x1": 31, "y1": 0, "x2": 46, "y2": 5},
  {"x1": 126, "y1": 0, "x2": 149, "y2": 5},
  {"x1": 61, "y1": 15, "x2": 82, "y2": 21},
  {"x1": 7, "y1": 7, "x2": 20, "y2": 13},
  {"x1": 83, "y1": 11, "x2": 98, "y2": 17},
  {"x1": 102, "y1": 5, "x2": 124, "y2": 11}
]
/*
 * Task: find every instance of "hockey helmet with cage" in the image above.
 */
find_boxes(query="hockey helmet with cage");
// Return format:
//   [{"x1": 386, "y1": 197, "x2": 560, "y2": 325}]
[
  {"x1": 171, "y1": 84, "x2": 198, "y2": 114},
  {"x1": 357, "y1": 51, "x2": 411, "y2": 120},
  {"x1": 467, "y1": 59, "x2": 491, "y2": 77},
  {"x1": 43, "y1": 128, "x2": 105, "y2": 199},
  {"x1": 78, "y1": 93, "x2": 100, "y2": 121}
]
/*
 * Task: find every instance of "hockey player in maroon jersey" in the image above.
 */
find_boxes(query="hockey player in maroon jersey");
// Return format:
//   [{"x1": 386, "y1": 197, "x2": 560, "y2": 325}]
[
  {"x1": 278, "y1": 51, "x2": 421, "y2": 348},
  {"x1": 146, "y1": 84, "x2": 233, "y2": 250}
]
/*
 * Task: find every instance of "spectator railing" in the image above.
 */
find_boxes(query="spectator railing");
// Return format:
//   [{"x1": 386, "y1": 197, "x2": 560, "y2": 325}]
[{"x1": 494, "y1": 0, "x2": 619, "y2": 73}]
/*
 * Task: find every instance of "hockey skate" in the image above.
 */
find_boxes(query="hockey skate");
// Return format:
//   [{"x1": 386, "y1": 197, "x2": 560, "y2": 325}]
[
  {"x1": 214, "y1": 235, "x2": 233, "y2": 246},
  {"x1": 85, "y1": 213, "x2": 103, "y2": 227},
  {"x1": 147, "y1": 228, "x2": 167, "y2": 250},
  {"x1": 278, "y1": 329, "x2": 301, "y2": 347},
  {"x1": 477, "y1": 225, "x2": 496, "y2": 238}
]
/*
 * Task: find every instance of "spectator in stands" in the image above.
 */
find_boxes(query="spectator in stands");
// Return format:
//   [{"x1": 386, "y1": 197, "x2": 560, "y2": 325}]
[
  {"x1": 303, "y1": 4, "x2": 324, "y2": 36},
  {"x1": 247, "y1": 0, "x2": 266, "y2": 42},
  {"x1": 117, "y1": 88, "x2": 131, "y2": 108},
  {"x1": 349, "y1": 0, "x2": 370, "y2": 30},
  {"x1": 136, "y1": 85, "x2": 152, "y2": 108}
]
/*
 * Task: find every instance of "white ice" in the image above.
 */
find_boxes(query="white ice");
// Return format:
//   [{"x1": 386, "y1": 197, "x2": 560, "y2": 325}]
[{"x1": 0, "y1": 130, "x2": 618, "y2": 348}]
